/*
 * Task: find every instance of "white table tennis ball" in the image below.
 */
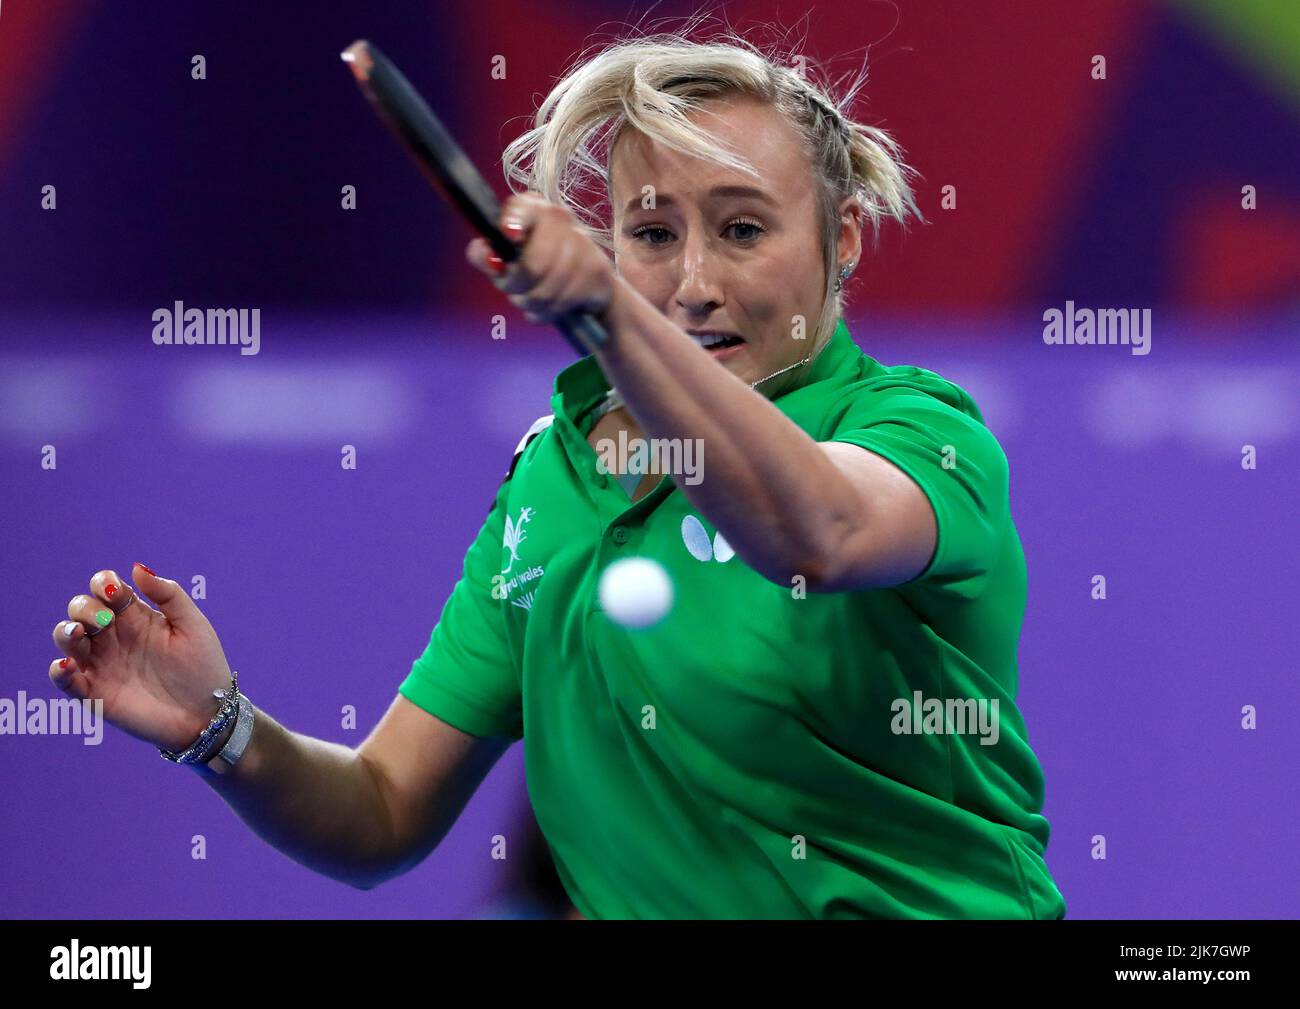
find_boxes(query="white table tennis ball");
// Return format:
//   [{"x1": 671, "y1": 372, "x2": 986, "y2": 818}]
[{"x1": 599, "y1": 556, "x2": 674, "y2": 629}]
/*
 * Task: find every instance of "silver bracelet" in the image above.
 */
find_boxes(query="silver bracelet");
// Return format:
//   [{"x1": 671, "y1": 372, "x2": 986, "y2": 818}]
[
  {"x1": 159, "y1": 670, "x2": 239, "y2": 765},
  {"x1": 208, "y1": 694, "x2": 255, "y2": 771}
]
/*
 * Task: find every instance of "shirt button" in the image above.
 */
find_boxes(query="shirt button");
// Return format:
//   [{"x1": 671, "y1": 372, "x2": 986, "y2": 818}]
[{"x1": 611, "y1": 525, "x2": 631, "y2": 545}]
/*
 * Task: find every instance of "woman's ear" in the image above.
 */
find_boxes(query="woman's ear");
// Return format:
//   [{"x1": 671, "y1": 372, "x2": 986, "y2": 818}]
[{"x1": 836, "y1": 196, "x2": 865, "y2": 274}]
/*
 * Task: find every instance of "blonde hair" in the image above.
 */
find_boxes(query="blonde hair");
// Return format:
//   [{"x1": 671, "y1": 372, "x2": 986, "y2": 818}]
[{"x1": 501, "y1": 15, "x2": 923, "y2": 358}]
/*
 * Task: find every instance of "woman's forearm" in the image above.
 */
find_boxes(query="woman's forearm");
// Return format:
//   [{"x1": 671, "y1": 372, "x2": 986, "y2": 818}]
[
  {"x1": 190, "y1": 707, "x2": 401, "y2": 889},
  {"x1": 597, "y1": 279, "x2": 858, "y2": 585}
]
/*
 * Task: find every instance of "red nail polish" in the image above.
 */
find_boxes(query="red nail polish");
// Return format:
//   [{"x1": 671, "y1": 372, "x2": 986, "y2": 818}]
[
  {"x1": 105, "y1": 583, "x2": 118, "y2": 599},
  {"x1": 487, "y1": 254, "x2": 506, "y2": 275},
  {"x1": 135, "y1": 562, "x2": 157, "y2": 576},
  {"x1": 59, "y1": 658, "x2": 70, "y2": 669},
  {"x1": 503, "y1": 221, "x2": 525, "y2": 241}
]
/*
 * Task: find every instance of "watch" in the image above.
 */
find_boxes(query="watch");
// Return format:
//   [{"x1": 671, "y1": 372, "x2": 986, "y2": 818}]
[{"x1": 204, "y1": 694, "x2": 255, "y2": 775}]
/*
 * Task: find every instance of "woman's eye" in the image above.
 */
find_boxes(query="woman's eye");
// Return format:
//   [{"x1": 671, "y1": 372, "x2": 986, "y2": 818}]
[
  {"x1": 630, "y1": 220, "x2": 765, "y2": 245},
  {"x1": 726, "y1": 219, "x2": 765, "y2": 242},
  {"x1": 631, "y1": 226, "x2": 673, "y2": 246}
]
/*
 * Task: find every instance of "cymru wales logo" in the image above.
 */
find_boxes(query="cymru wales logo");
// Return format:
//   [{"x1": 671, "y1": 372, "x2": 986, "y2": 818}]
[
  {"x1": 501, "y1": 506, "x2": 535, "y2": 574},
  {"x1": 494, "y1": 505, "x2": 545, "y2": 607}
]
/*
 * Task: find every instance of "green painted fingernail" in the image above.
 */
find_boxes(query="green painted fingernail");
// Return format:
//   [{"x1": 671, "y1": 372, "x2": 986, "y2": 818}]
[{"x1": 95, "y1": 609, "x2": 113, "y2": 628}]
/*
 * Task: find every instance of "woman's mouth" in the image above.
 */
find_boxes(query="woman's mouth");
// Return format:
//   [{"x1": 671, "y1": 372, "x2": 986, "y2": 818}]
[{"x1": 687, "y1": 330, "x2": 746, "y2": 359}]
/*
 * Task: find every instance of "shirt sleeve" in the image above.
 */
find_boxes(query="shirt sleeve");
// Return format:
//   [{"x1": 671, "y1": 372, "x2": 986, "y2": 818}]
[
  {"x1": 399, "y1": 477, "x2": 523, "y2": 740},
  {"x1": 824, "y1": 379, "x2": 1011, "y2": 594}
]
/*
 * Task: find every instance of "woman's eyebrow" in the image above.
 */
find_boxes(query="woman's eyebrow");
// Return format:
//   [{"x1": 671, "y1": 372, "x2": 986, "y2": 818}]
[{"x1": 621, "y1": 184, "x2": 779, "y2": 215}]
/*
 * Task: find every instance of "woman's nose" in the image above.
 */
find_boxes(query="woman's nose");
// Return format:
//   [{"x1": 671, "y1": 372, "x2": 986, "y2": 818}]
[{"x1": 673, "y1": 236, "x2": 726, "y2": 313}]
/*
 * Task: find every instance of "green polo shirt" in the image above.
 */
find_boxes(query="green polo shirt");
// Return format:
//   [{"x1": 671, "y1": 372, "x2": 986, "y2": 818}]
[{"x1": 401, "y1": 317, "x2": 1066, "y2": 919}]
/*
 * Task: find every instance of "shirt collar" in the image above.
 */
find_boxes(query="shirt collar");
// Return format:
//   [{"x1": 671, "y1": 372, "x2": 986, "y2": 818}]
[
  {"x1": 793, "y1": 314, "x2": 861, "y2": 390},
  {"x1": 551, "y1": 315, "x2": 861, "y2": 429}
]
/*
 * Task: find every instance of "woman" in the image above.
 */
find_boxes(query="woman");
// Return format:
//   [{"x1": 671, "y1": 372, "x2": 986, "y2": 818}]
[{"x1": 48, "y1": 30, "x2": 1066, "y2": 919}]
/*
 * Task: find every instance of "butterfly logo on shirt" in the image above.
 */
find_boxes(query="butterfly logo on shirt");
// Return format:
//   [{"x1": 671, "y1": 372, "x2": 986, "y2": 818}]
[{"x1": 681, "y1": 515, "x2": 735, "y2": 563}]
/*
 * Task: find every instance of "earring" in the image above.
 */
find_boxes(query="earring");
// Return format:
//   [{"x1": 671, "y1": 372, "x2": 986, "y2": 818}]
[{"x1": 833, "y1": 261, "x2": 855, "y2": 293}]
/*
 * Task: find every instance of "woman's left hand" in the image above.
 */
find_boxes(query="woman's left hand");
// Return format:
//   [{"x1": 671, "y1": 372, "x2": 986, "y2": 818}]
[{"x1": 466, "y1": 193, "x2": 617, "y2": 324}]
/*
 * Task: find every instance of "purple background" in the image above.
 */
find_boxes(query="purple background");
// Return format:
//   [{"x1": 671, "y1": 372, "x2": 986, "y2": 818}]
[{"x1": 2, "y1": 313, "x2": 1297, "y2": 919}]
